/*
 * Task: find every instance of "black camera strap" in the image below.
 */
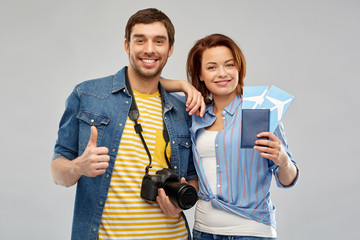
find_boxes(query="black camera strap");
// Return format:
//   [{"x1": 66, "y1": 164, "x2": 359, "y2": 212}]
[{"x1": 125, "y1": 69, "x2": 171, "y2": 175}]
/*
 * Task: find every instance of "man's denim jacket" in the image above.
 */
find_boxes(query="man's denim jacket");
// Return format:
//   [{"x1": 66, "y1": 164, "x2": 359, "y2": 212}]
[{"x1": 53, "y1": 67, "x2": 197, "y2": 240}]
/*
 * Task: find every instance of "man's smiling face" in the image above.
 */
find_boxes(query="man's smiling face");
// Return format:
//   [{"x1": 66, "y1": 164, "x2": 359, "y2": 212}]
[{"x1": 125, "y1": 21, "x2": 174, "y2": 79}]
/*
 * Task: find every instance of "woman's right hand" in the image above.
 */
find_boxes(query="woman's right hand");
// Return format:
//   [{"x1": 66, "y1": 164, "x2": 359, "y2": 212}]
[
  {"x1": 160, "y1": 78, "x2": 206, "y2": 117},
  {"x1": 180, "y1": 80, "x2": 206, "y2": 117}
]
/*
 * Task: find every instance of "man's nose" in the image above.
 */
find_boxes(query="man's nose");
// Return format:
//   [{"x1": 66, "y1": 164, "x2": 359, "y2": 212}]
[{"x1": 144, "y1": 41, "x2": 155, "y2": 54}]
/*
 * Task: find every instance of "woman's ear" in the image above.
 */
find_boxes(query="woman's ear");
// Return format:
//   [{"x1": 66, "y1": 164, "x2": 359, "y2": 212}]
[{"x1": 199, "y1": 74, "x2": 204, "y2": 82}]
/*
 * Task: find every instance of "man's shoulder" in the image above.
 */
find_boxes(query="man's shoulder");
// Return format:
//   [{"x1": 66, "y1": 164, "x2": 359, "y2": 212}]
[
  {"x1": 75, "y1": 67, "x2": 126, "y2": 96},
  {"x1": 165, "y1": 92, "x2": 187, "y2": 111},
  {"x1": 163, "y1": 92, "x2": 192, "y2": 124},
  {"x1": 78, "y1": 75, "x2": 113, "y2": 87},
  {"x1": 168, "y1": 93, "x2": 187, "y2": 104},
  {"x1": 74, "y1": 75, "x2": 114, "y2": 98}
]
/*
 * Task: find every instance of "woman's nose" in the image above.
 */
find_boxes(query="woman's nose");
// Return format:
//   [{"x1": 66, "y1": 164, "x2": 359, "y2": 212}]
[{"x1": 218, "y1": 66, "x2": 228, "y2": 77}]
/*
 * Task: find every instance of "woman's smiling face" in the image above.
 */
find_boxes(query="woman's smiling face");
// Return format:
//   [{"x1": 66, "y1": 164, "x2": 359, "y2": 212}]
[{"x1": 200, "y1": 46, "x2": 239, "y2": 100}]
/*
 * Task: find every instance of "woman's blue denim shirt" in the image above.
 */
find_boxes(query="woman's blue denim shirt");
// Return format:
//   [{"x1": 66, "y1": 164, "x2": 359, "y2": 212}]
[{"x1": 53, "y1": 67, "x2": 197, "y2": 240}]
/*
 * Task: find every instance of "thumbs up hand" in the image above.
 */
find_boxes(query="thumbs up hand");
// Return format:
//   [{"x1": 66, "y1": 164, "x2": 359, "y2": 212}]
[{"x1": 74, "y1": 126, "x2": 110, "y2": 177}]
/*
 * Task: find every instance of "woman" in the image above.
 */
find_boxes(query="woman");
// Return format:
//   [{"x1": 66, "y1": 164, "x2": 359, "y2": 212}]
[{"x1": 186, "y1": 34, "x2": 299, "y2": 240}]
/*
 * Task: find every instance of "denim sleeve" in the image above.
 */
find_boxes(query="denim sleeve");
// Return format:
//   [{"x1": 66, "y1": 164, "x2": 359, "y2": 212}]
[
  {"x1": 53, "y1": 88, "x2": 81, "y2": 161},
  {"x1": 271, "y1": 122, "x2": 299, "y2": 188}
]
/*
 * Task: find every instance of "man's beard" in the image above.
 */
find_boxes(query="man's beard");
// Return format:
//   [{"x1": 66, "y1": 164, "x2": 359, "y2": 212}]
[
  {"x1": 129, "y1": 52, "x2": 169, "y2": 79},
  {"x1": 132, "y1": 64, "x2": 163, "y2": 79}
]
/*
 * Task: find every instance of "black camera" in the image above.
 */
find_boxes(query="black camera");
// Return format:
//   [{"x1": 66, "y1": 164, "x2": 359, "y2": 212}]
[{"x1": 140, "y1": 168, "x2": 197, "y2": 210}]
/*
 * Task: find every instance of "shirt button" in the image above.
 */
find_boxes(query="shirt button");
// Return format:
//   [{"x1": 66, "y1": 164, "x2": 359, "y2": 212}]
[
  {"x1": 216, "y1": 165, "x2": 219, "y2": 168},
  {"x1": 119, "y1": 123, "x2": 123, "y2": 127},
  {"x1": 218, "y1": 185, "x2": 221, "y2": 188},
  {"x1": 222, "y1": 111, "x2": 226, "y2": 115},
  {"x1": 106, "y1": 174, "x2": 110, "y2": 178},
  {"x1": 99, "y1": 201, "x2": 103, "y2": 205},
  {"x1": 173, "y1": 166, "x2": 177, "y2": 169},
  {"x1": 125, "y1": 101, "x2": 129, "y2": 104},
  {"x1": 172, "y1": 141, "x2": 175, "y2": 144},
  {"x1": 164, "y1": 117, "x2": 167, "y2": 120},
  {"x1": 112, "y1": 149, "x2": 116, "y2": 152},
  {"x1": 123, "y1": 89, "x2": 126, "y2": 92},
  {"x1": 92, "y1": 228, "x2": 96, "y2": 232},
  {"x1": 90, "y1": 119, "x2": 94, "y2": 123},
  {"x1": 215, "y1": 144, "x2": 218, "y2": 148}
]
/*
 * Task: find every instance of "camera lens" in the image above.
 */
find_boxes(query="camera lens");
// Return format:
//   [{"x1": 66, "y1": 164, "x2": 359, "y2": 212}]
[{"x1": 165, "y1": 182, "x2": 197, "y2": 210}]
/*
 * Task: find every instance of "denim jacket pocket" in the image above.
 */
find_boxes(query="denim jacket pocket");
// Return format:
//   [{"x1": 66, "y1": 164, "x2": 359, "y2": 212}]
[
  {"x1": 77, "y1": 111, "x2": 111, "y2": 152},
  {"x1": 177, "y1": 135, "x2": 192, "y2": 149},
  {"x1": 77, "y1": 110, "x2": 111, "y2": 126}
]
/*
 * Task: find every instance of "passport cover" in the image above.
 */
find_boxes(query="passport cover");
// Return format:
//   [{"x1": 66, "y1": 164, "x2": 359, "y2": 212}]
[{"x1": 241, "y1": 109, "x2": 270, "y2": 148}]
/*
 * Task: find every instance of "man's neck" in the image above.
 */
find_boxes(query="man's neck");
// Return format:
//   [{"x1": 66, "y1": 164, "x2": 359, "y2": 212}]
[{"x1": 127, "y1": 67, "x2": 161, "y2": 94}]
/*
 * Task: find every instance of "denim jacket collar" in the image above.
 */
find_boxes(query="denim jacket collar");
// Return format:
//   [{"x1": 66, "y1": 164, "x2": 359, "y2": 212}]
[
  {"x1": 112, "y1": 67, "x2": 127, "y2": 94},
  {"x1": 113, "y1": 66, "x2": 176, "y2": 113},
  {"x1": 159, "y1": 84, "x2": 176, "y2": 114}
]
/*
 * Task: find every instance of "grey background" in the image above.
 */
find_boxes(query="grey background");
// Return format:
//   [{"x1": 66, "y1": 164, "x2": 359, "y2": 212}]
[{"x1": 1, "y1": 0, "x2": 359, "y2": 239}]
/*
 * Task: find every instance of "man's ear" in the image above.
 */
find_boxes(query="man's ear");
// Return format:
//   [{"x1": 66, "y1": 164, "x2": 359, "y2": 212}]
[
  {"x1": 168, "y1": 44, "x2": 174, "y2": 58},
  {"x1": 124, "y1": 40, "x2": 130, "y2": 56}
]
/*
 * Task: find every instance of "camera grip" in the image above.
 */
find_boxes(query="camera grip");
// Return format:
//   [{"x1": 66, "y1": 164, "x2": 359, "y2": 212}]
[{"x1": 140, "y1": 176, "x2": 159, "y2": 201}]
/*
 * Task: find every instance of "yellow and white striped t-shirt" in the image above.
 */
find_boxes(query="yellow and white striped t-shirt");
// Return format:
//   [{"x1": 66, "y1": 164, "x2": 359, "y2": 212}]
[{"x1": 98, "y1": 90, "x2": 188, "y2": 240}]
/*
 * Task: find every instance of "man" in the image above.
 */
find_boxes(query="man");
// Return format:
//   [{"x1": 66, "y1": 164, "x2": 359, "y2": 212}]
[{"x1": 51, "y1": 8, "x2": 200, "y2": 240}]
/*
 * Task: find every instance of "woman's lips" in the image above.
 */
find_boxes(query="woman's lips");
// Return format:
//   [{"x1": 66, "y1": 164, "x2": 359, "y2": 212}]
[{"x1": 215, "y1": 79, "x2": 231, "y2": 86}]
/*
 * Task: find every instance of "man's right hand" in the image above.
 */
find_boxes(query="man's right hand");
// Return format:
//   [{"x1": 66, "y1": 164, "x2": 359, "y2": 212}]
[{"x1": 74, "y1": 126, "x2": 110, "y2": 177}]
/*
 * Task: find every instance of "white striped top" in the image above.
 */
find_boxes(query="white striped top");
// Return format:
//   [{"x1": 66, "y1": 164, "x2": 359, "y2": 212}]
[{"x1": 98, "y1": 89, "x2": 187, "y2": 240}]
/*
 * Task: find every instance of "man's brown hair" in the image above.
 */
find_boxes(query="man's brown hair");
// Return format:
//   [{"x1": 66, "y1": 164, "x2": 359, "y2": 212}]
[{"x1": 125, "y1": 8, "x2": 175, "y2": 47}]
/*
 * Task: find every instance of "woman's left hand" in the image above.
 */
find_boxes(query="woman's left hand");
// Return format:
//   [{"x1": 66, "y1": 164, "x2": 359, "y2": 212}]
[{"x1": 253, "y1": 132, "x2": 289, "y2": 167}]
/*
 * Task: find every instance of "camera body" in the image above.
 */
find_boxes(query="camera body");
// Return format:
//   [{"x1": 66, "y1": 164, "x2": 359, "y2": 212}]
[{"x1": 140, "y1": 168, "x2": 197, "y2": 210}]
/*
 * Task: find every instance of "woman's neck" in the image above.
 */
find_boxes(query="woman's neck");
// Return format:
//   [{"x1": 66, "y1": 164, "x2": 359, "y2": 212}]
[{"x1": 212, "y1": 93, "x2": 237, "y2": 115}]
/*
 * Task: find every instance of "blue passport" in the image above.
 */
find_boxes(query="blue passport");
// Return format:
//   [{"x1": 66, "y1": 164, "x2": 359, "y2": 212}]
[{"x1": 241, "y1": 109, "x2": 270, "y2": 148}]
